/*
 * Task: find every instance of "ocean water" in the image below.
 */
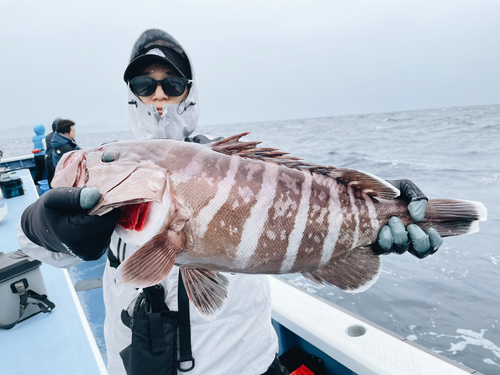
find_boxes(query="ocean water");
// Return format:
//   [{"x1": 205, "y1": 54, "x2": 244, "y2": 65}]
[{"x1": 2, "y1": 104, "x2": 499, "y2": 374}]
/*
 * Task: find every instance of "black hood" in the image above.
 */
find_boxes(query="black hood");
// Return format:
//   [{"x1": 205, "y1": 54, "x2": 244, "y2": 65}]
[{"x1": 123, "y1": 29, "x2": 192, "y2": 82}]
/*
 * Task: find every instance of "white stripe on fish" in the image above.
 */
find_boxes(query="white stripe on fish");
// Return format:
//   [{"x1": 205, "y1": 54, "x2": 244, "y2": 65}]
[
  {"x1": 320, "y1": 178, "x2": 342, "y2": 267},
  {"x1": 235, "y1": 162, "x2": 279, "y2": 269},
  {"x1": 363, "y1": 192, "x2": 379, "y2": 238},
  {"x1": 280, "y1": 172, "x2": 312, "y2": 273},
  {"x1": 348, "y1": 186, "x2": 361, "y2": 249},
  {"x1": 196, "y1": 156, "x2": 240, "y2": 238}
]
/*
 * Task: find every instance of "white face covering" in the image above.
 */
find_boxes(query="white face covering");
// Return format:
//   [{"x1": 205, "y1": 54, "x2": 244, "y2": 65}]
[{"x1": 127, "y1": 83, "x2": 200, "y2": 141}]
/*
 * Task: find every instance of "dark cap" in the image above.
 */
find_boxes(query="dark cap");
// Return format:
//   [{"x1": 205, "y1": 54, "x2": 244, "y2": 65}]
[
  {"x1": 123, "y1": 29, "x2": 192, "y2": 82},
  {"x1": 51, "y1": 117, "x2": 61, "y2": 132}
]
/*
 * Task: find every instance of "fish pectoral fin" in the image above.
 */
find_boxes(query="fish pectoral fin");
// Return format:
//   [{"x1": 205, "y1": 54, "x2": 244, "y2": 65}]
[
  {"x1": 180, "y1": 267, "x2": 229, "y2": 317},
  {"x1": 115, "y1": 229, "x2": 185, "y2": 287},
  {"x1": 302, "y1": 245, "x2": 382, "y2": 293}
]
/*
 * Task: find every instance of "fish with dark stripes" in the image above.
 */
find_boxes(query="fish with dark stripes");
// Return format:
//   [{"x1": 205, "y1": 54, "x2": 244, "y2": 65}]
[{"x1": 52, "y1": 133, "x2": 487, "y2": 315}]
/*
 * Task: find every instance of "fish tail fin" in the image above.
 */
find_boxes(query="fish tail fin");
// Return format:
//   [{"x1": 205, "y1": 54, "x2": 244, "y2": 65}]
[
  {"x1": 302, "y1": 246, "x2": 381, "y2": 293},
  {"x1": 422, "y1": 199, "x2": 487, "y2": 237},
  {"x1": 115, "y1": 230, "x2": 184, "y2": 287}
]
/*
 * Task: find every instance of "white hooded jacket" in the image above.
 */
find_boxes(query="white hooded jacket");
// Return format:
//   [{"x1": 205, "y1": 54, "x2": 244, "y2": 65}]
[
  {"x1": 127, "y1": 86, "x2": 199, "y2": 141},
  {"x1": 17, "y1": 30, "x2": 279, "y2": 375},
  {"x1": 103, "y1": 45, "x2": 279, "y2": 374}
]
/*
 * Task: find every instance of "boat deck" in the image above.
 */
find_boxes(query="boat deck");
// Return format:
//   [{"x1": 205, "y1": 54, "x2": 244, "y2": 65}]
[{"x1": 0, "y1": 169, "x2": 106, "y2": 375}]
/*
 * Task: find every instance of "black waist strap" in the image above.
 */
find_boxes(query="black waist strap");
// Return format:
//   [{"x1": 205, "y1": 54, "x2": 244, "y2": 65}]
[
  {"x1": 108, "y1": 237, "x2": 127, "y2": 269},
  {"x1": 114, "y1": 241, "x2": 194, "y2": 372},
  {"x1": 177, "y1": 271, "x2": 194, "y2": 372},
  {"x1": 108, "y1": 248, "x2": 120, "y2": 268}
]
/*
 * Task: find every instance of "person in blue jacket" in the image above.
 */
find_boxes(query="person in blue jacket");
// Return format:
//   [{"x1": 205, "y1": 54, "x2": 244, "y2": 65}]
[
  {"x1": 32, "y1": 124, "x2": 46, "y2": 185},
  {"x1": 51, "y1": 119, "x2": 81, "y2": 169}
]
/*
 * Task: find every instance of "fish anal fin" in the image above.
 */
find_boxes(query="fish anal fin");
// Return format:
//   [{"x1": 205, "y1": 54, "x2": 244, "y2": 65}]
[
  {"x1": 210, "y1": 133, "x2": 398, "y2": 199},
  {"x1": 115, "y1": 229, "x2": 185, "y2": 287},
  {"x1": 180, "y1": 267, "x2": 229, "y2": 317},
  {"x1": 302, "y1": 246, "x2": 382, "y2": 293}
]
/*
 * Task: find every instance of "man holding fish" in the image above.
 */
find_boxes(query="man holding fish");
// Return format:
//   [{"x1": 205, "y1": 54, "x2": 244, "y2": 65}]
[{"x1": 18, "y1": 29, "x2": 446, "y2": 375}]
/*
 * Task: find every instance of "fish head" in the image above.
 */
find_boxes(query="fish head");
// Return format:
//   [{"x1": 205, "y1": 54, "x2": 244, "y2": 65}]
[{"x1": 52, "y1": 141, "x2": 172, "y2": 247}]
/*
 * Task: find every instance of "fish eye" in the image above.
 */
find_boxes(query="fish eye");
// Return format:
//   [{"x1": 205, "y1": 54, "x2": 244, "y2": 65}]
[{"x1": 102, "y1": 149, "x2": 119, "y2": 163}]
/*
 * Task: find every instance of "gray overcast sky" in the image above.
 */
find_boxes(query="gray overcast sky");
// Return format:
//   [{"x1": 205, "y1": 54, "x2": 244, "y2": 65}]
[{"x1": 1, "y1": 0, "x2": 499, "y2": 134}]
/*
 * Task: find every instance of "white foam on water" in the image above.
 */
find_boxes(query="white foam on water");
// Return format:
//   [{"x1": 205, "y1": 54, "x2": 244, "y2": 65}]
[
  {"x1": 479, "y1": 173, "x2": 500, "y2": 185},
  {"x1": 483, "y1": 358, "x2": 500, "y2": 367},
  {"x1": 450, "y1": 329, "x2": 500, "y2": 358},
  {"x1": 489, "y1": 255, "x2": 500, "y2": 266},
  {"x1": 424, "y1": 329, "x2": 500, "y2": 358}
]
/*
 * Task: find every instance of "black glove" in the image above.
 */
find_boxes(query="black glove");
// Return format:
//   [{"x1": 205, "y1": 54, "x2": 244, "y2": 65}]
[
  {"x1": 21, "y1": 187, "x2": 120, "y2": 261},
  {"x1": 386, "y1": 179, "x2": 428, "y2": 221},
  {"x1": 374, "y1": 179, "x2": 443, "y2": 259},
  {"x1": 185, "y1": 134, "x2": 224, "y2": 144}
]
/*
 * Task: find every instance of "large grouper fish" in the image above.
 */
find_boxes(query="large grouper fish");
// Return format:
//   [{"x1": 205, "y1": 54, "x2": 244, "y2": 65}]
[{"x1": 52, "y1": 133, "x2": 487, "y2": 315}]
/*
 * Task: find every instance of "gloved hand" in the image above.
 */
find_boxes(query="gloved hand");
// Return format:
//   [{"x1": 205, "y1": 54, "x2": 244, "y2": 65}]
[
  {"x1": 185, "y1": 134, "x2": 224, "y2": 144},
  {"x1": 21, "y1": 187, "x2": 120, "y2": 261},
  {"x1": 375, "y1": 179, "x2": 443, "y2": 259}
]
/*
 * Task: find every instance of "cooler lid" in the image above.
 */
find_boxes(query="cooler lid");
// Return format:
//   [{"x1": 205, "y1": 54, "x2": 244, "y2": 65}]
[
  {"x1": 0, "y1": 175, "x2": 22, "y2": 186},
  {"x1": 0, "y1": 252, "x2": 42, "y2": 284}
]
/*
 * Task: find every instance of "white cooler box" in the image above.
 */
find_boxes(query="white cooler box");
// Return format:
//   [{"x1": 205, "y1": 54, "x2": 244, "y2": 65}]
[{"x1": 0, "y1": 251, "x2": 55, "y2": 329}]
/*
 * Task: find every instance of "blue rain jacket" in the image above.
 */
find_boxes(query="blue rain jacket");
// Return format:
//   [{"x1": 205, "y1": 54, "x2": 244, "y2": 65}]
[{"x1": 32, "y1": 124, "x2": 46, "y2": 156}]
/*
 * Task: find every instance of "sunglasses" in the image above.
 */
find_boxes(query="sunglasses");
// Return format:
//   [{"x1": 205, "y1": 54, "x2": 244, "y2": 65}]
[{"x1": 129, "y1": 76, "x2": 194, "y2": 97}]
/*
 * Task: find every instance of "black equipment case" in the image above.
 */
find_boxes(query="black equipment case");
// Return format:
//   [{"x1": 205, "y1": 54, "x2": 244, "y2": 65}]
[{"x1": 0, "y1": 174, "x2": 24, "y2": 199}]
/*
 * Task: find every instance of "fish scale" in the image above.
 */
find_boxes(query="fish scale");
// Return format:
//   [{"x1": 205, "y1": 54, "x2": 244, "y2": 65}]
[{"x1": 51, "y1": 133, "x2": 487, "y2": 316}]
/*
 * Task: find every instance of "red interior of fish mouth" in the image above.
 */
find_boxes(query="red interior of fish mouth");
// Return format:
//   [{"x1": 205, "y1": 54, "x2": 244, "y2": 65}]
[{"x1": 117, "y1": 202, "x2": 150, "y2": 231}]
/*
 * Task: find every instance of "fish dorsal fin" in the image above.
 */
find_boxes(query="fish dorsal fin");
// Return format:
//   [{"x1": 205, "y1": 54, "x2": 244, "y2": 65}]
[{"x1": 211, "y1": 133, "x2": 400, "y2": 199}]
